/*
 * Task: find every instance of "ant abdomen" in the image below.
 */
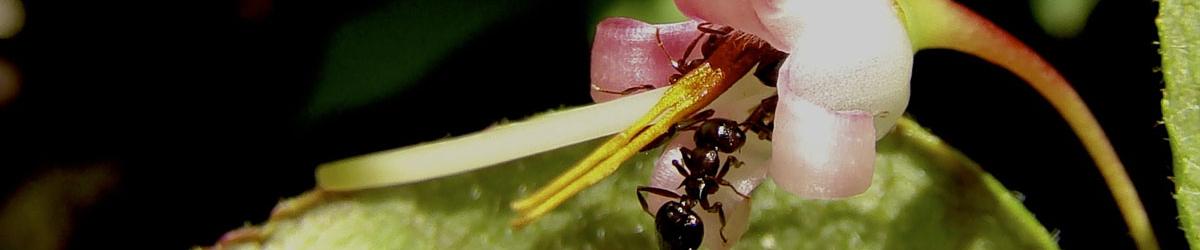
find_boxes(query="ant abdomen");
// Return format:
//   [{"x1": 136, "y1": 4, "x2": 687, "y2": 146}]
[{"x1": 655, "y1": 201, "x2": 704, "y2": 250}]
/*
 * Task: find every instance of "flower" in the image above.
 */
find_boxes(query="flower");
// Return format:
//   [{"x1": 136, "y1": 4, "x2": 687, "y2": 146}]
[
  {"x1": 314, "y1": 0, "x2": 1154, "y2": 248},
  {"x1": 587, "y1": 1, "x2": 914, "y2": 244}
]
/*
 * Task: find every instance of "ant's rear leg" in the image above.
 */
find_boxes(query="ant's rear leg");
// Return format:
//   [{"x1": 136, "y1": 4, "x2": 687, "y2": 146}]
[
  {"x1": 717, "y1": 179, "x2": 751, "y2": 200},
  {"x1": 636, "y1": 186, "x2": 683, "y2": 216},
  {"x1": 699, "y1": 201, "x2": 729, "y2": 243}
]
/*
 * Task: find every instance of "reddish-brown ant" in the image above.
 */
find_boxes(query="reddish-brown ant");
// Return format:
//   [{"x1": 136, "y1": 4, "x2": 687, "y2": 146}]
[{"x1": 597, "y1": 23, "x2": 734, "y2": 95}]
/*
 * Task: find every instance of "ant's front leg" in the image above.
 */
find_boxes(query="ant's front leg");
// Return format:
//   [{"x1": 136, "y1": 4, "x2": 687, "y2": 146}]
[
  {"x1": 657, "y1": 25, "x2": 710, "y2": 76},
  {"x1": 672, "y1": 148, "x2": 696, "y2": 190},
  {"x1": 639, "y1": 109, "x2": 715, "y2": 151},
  {"x1": 591, "y1": 83, "x2": 656, "y2": 96},
  {"x1": 678, "y1": 109, "x2": 715, "y2": 130},
  {"x1": 696, "y1": 22, "x2": 734, "y2": 35},
  {"x1": 676, "y1": 109, "x2": 715, "y2": 132},
  {"x1": 716, "y1": 155, "x2": 743, "y2": 179},
  {"x1": 671, "y1": 159, "x2": 691, "y2": 179},
  {"x1": 636, "y1": 186, "x2": 683, "y2": 216},
  {"x1": 715, "y1": 156, "x2": 751, "y2": 199}
]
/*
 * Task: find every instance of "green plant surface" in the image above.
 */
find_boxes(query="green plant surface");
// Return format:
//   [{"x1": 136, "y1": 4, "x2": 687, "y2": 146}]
[
  {"x1": 208, "y1": 118, "x2": 1057, "y2": 249},
  {"x1": 1157, "y1": 0, "x2": 1200, "y2": 248}
]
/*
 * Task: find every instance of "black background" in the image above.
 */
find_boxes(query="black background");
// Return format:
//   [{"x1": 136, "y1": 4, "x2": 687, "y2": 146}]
[{"x1": 0, "y1": 0, "x2": 1182, "y2": 249}]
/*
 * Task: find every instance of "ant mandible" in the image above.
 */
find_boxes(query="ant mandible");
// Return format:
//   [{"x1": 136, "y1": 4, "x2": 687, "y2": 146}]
[{"x1": 635, "y1": 109, "x2": 752, "y2": 250}]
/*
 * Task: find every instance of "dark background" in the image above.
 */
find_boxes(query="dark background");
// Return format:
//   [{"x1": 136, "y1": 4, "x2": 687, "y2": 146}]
[{"x1": 0, "y1": 0, "x2": 1182, "y2": 249}]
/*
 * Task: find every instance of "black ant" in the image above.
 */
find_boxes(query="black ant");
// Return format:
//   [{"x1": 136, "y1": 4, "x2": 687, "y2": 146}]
[
  {"x1": 752, "y1": 50, "x2": 787, "y2": 87},
  {"x1": 638, "y1": 94, "x2": 776, "y2": 152},
  {"x1": 741, "y1": 95, "x2": 778, "y2": 141},
  {"x1": 636, "y1": 109, "x2": 751, "y2": 250},
  {"x1": 598, "y1": 23, "x2": 735, "y2": 95}
]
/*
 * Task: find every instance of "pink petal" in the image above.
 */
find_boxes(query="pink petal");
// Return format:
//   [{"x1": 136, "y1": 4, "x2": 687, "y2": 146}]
[
  {"x1": 759, "y1": 0, "x2": 911, "y2": 198},
  {"x1": 770, "y1": 92, "x2": 876, "y2": 198},
  {"x1": 676, "y1": 0, "x2": 910, "y2": 199},
  {"x1": 674, "y1": 0, "x2": 909, "y2": 54},
  {"x1": 590, "y1": 18, "x2": 704, "y2": 103},
  {"x1": 672, "y1": 0, "x2": 779, "y2": 50}
]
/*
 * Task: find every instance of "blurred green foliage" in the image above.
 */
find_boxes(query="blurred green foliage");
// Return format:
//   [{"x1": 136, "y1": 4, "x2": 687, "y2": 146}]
[{"x1": 1030, "y1": 0, "x2": 1097, "y2": 39}]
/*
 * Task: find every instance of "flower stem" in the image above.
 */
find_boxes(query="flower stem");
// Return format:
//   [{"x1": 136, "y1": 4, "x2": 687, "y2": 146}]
[{"x1": 898, "y1": 0, "x2": 1158, "y2": 248}]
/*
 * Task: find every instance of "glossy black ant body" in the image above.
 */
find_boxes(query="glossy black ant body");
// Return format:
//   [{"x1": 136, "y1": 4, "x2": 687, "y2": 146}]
[
  {"x1": 636, "y1": 109, "x2": 751, "y2": 250},
  {"x1": 638, "y1": 95, "x2": 776, "y2": 152}
]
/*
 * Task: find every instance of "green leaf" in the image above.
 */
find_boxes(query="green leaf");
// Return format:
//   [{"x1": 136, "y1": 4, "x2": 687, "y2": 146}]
[
  {"x1": 209, "y1": 118, "x2": 1056, "y2": 249},
  {"x1": 1157, "y1": 0, "x2": 1200, "y2": 247}
]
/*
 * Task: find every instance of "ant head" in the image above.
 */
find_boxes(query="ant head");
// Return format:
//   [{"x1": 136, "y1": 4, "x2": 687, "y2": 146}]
[
  {"x1": 754, "y1": 52, "x2": 787, "y2": 87},
  {"x1": 698, "y1": 23, "x2": 733, "y2": 58},
  {"x1": 694, "y1": 119, "x2": 746, "y2": 153},
  {"x1": 655, "y1": 201, "x2": 704, "y2": 250}
]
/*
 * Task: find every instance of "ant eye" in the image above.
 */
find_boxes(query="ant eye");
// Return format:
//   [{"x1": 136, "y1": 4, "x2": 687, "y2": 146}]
[{"x1": 701, "y1": 36, "x2": 720, "y2": 58}]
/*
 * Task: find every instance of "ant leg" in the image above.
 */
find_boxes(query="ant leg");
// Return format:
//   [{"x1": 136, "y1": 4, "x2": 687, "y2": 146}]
[
  {"x1": 636, "y1": 186, "x2": 683, "y2": 216},
  {"x1": 641, "y1": 108, "x2": 711, "y2": 151},
  {"x1": 717, "y1": 179, "x2": 752, "y2": 200},
  {"x1": 677, "y1": 109, "x2": 715, "y2": 131},
  {"x1": 672, "y1": 147, "x2": 698, "y2": 189},
  {"x1": 590, "y1": 84, "x2": 657, "y2": 95},
  {"x1": 655, "y1": 28, "x2": 685, "y2": 73},
  {"x1": 678, "y1": 30, "x2": 707, "y2": 66},
  {"x1": 716, "y1": 155, "x2": 741, "y2": 180},
  {"x1": 697, "y1": 201, "x2": 729, "y2": 243},
  {"x1": 658, "y1": 25, "x2": 711, "y2": 74},
  {"x1": 715, "y1": 156, "x2": 752, "y2": 199},
  {"x1": 697, "y1": 23, "x2": 734, "y2": 35},
  {"x1": 671, "y1": 159, "x2": 691, "y2": 178},
  {"x1": 592, "y1": 83, "x2": 656, "y2": 95},
  {"x1": 678, "y1": 147, "x2": 694, "y2": 164},
  {"x1": 741, "y1": 95, "x2": 778, "y2": 140},
  {"x1": 672, "y1": 159, "x2": 691, "y2": 189}
]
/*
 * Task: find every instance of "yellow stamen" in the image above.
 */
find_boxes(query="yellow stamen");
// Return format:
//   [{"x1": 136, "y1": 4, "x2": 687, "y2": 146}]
[{"x1": 510, "y1": 64, "x2": 728, "y2": 227}]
